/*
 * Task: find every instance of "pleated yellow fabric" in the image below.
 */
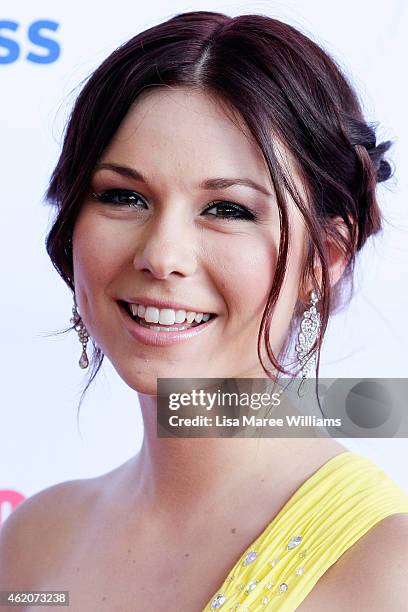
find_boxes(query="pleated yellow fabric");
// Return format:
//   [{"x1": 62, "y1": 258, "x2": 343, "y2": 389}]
[{"x1": 203, "y1": 451, "x2": 408, "y2": 611}]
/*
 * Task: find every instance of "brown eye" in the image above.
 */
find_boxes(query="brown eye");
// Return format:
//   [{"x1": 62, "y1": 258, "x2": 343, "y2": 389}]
[
  {"x1": 92, "y1": 189, "x2": 146, "y2": 208},
  {"x1": 203, "y1": 200, "x2": 257, "y2": 221}
]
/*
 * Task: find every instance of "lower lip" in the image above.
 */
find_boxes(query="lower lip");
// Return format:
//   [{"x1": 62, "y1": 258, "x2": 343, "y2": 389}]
[{"x1": 117, "y1": 302, "x2": 217, "y2": 347}]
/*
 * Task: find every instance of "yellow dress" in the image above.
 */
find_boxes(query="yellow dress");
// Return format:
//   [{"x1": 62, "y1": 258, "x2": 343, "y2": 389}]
[{"x1": 203, "y1": 451, "x2": 408, "y2": 611}]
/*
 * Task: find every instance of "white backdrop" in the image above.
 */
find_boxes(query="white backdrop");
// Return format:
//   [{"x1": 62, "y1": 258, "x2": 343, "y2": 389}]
[{"x1": 1, "y1": 0, "x2": 407, "y2": 526}]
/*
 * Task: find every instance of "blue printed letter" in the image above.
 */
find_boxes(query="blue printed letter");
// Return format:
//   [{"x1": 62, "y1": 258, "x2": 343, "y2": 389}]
[{"x1": 27, "y1": 20, "x2": 60, "y2": 64}]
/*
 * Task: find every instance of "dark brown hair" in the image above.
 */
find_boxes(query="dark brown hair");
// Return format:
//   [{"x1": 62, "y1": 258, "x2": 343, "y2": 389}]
[{"x1": 44, "y1": 11, "x2": 392, "y2": 411}]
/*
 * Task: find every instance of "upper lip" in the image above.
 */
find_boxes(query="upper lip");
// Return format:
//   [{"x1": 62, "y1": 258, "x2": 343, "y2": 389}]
[{"x1": 119, "y1": 297, "x2": 216, "y2": 314}]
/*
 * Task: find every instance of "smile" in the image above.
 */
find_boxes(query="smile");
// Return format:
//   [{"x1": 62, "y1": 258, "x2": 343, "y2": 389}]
[
  {"x1": 117, "y1": 301, "x2": 218, "y2": 346},
  {"x1": 128, "y1": 302, "x2": 212, "y2": 327}
]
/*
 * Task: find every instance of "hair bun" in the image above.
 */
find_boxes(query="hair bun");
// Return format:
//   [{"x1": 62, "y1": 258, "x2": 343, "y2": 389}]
[
  {"x1": 369, "y1": 140, "x2": 393, "y2": 183},
  {"x1": 344, "y1": 116, "x2": 393, "y2": 184}
]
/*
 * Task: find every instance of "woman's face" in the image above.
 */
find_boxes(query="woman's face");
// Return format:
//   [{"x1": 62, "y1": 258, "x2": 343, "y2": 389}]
[{"x1": 72, "y1": 87, "x2": 307, "y2": 394}]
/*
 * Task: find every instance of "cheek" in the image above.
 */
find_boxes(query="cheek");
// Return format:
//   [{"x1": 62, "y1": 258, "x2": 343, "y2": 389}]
[
  {"x1": 212, "y1": 234, "x2": 278, "y2": 319},
  {"x1": 72, "y1": 210, "x2": 127, "y2": 300}
]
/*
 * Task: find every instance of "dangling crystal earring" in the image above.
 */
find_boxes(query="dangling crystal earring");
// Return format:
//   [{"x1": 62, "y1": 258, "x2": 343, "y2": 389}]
[
  {"x1": 295, "y1": 289, "x2": 321, "y2": 394},
  {"x1": 70, "y1": 294, "x2": 90, "y2": 369}
]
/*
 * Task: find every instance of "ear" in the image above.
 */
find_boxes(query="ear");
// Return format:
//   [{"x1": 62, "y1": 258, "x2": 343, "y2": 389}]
[
  {"x1": 303, "y1": 216, "x2": 354, "y2": 300},
  {"x1": 326, "y1": 219, "x2": 351, "y2": 287}
]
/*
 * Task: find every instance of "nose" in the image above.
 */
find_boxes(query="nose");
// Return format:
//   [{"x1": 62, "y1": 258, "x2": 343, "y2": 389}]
[{"x1": 132, "y1": 209, "x2": 198, "y2": 280}]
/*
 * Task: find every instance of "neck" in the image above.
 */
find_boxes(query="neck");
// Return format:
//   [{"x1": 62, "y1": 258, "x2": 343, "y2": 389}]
[{"x1": 123, "y1": 392, "x2": 341, "y2": 522}]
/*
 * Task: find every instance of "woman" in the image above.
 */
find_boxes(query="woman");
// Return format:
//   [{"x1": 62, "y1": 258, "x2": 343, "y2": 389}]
[{"x1": 0, "y1": 10, "x2": 407, "y2": 611}]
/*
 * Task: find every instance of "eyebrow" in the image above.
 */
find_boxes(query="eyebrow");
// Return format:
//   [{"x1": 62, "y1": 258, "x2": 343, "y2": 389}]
[{"x1": 94, "y1": 162, "x2": 273, "y2": 197}]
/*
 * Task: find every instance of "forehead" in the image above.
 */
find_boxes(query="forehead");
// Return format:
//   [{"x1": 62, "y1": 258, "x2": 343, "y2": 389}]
[{"x1": 101, "y1": 87, "x2": 274, "y2": 189}]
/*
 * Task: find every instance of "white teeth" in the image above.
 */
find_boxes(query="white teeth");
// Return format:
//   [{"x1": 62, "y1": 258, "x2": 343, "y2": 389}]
[
  {"x1": 145, "y1": 306, "x2": 160, "y2": 323},
  {"x1": 138, "y1": 320, "x2": 189, "y2": 332},
  {"x1": 129, "y1": 304, "x2": 211, "y2": 325},
  {"x1": 186, "y1": 312, "x2": 196, "y2": 324},
  {"x1": 130, "y1": 304, "x2": 140, "y2": 317},
  {"x1": 127, "y1": 303, "x2": 213, "y2": 326},
  {"x1": 159, "y1": 309, "x2": 176, "y2": 325},
  {"x1": 175, "y1": 310, "x2": 186, "y2": 324}
]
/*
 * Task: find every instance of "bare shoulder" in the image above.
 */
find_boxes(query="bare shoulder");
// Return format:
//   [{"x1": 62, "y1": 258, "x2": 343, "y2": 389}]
[
  {"x1": 337, "y1": 513, "x2": 408, "y2": 608},
  {"x1": 0, "y1": 475, "x2": 102, "y2": 590},
  {"x1": 299, "y1": 513, "x2": 408, "y2": 611}
]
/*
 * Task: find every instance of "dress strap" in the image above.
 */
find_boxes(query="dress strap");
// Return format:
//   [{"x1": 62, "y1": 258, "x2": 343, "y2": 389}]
[{"x1": 204, "y1": 452, "x2": 408, "y2": 611}]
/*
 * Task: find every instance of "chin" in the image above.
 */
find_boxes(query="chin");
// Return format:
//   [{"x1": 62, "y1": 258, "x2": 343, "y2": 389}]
[
  {"x1": 129, "y1": 380, "x2": 159, "y2": 395},
  {"x1": 115, "y1": 360, "x2": 223, "y2": 396},
  {"x1": 113, "y1": 362, "x2": 181, "y2": 395}
]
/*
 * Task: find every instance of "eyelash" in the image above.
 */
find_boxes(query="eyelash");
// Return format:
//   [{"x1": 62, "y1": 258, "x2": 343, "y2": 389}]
[{"x1": 91, "y1": 189, "x2": 258, "y2": 222}]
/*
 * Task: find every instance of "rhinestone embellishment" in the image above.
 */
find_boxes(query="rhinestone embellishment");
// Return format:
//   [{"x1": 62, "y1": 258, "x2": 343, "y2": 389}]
[
  {"x1": 211, "y1": 594, "x2": 226, "y2": 609},
  {"x1": 245, "y1": 579, "x2": 258, "y2": 593},
  {"x1": 295, "y1": 289, "x2": 320, "y2": 380},
  {"x1": 242, "y1": 550, "x2": 258, "y2": 566},
  {"x1": 209, "y1": 534, "x2": 307, "y2": 609},
  {"x1": 287, "y1": 535, "x2": 302, "y2": 550},
  {"x1": 78, "y1": 350, "x2": 89, "y2": 369}
]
